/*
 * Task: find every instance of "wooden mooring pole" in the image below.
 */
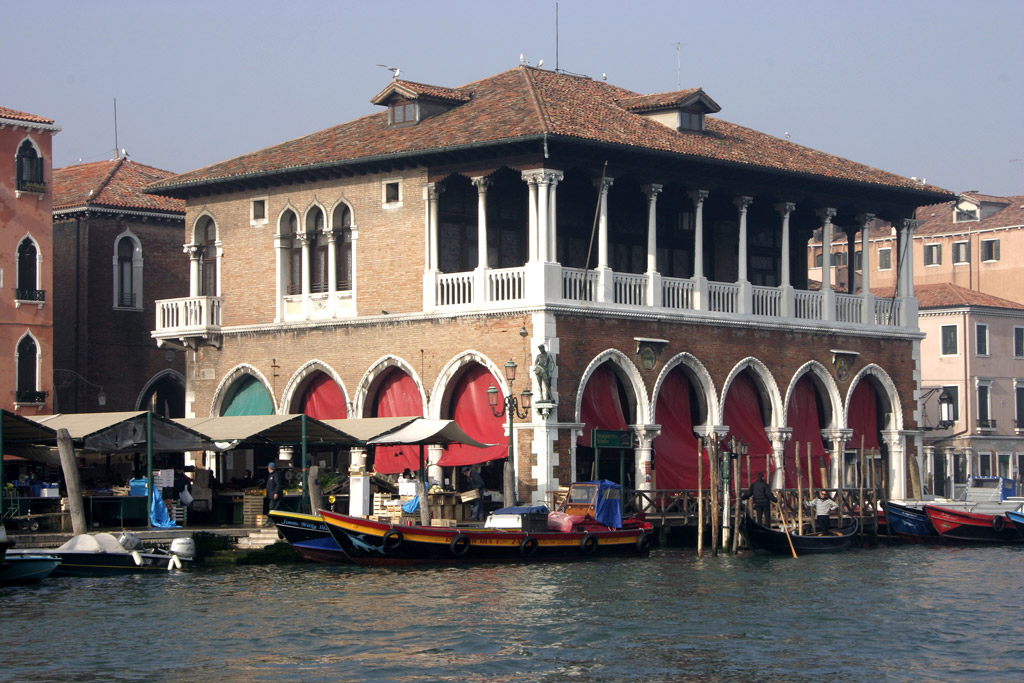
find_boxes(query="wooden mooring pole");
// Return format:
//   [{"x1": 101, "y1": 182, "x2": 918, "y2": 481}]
[
  {"x1": 795, "y1": 441, "x2": 804, "y2": 534},
  {"x1": 710, "y1": 436, "x2": 720, "y2": 557},
  {"x1": 697, "y1": 438, "x2": 704, "y2": 558},
  {"x1": 858, "y1": 436, "x2": 866, "y2": 544},
  {"x1": 732, "y1": 453, "x2": 741, "y2": 554}
]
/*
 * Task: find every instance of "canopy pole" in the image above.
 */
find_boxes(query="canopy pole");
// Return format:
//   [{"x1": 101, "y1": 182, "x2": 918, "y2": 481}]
[
  {"x1": 0, "y1": 413, "x2": 5, "y2": 520},
  {"x1": 57, "y1": 428, "x2": 87, "y2": 535},
  {"x1": 301, "y1": 414, "x2": 309, "y2": 514},
  {"x1": 147, "y1": 411, "x2": 154, "y2": 529},
  {"x1": 418, "y1": 444, "x2": 429, "y2": 526}
]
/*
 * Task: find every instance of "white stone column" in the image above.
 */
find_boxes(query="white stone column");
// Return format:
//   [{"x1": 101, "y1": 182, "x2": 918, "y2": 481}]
[
  {"x1": 595, "y1": 177, "x2": 614, "y2": 303},
  {"x1": 298, "y1": 232, "x2": 312, "y2": 319},
  {"x1": 326, "y1": 228, "x2": 338, "y2": 318},
  {"x1": 768, "y1": 428, "x2": 792, "y2": 489},
  {"x1": 472, "y1": 176, "x2": 491, "y2": 304},
  {"x1": 858, "y1": 213, "x2": 876, "y2": 325},
  {"x1": 526, "y1": 174, "x2": 539, "y2": 263},
  {"x1": 898, "y1": 218, "x2": 918, "y2": 327},
  {"x1": 422, "y1": 183, "x2": 442, "y2": 309},
  {"x1": 818, "y1": 208, "x2": 837, "y2": 322},
  {"x1": 185, "y1": 244, "x2": 201, "y2": 298},
  {"x1": 882, "y1": 430, "x2": 907, "y2": 499},
  {"x1": 775, "y1": 202, "x2": 796, "y2": 318},
  {"x1": 642, "y1": 184, "x2": 663, "y2": 307},
  {"x1": 825, "y1": 428, "x2": 852, "y2": 490},
  {"x1": 536, "y1": 174, "x2": 550, "y2": 263},
  {"x1": 735, "y1": 196, "x2": 753, "y2": 314},
  {"x1": 547, "y1": 171, "x2": 563, "y2": 262},
  {"x1": 634, "y1": 425, "x2": 661, "y2": 497},
  {"x1": 689, "y1": 190, "x2": 709, "y2": 310}
]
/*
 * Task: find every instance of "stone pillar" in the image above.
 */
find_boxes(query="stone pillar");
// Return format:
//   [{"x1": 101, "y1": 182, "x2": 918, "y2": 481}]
[
  {"x1": 595, "y1": 177, "x2": 614, "y2": 303},
  {"x1": 825, "y1": 428, "x2": 852, "y2": 490},
  {"x1": 897, "y1": 218, "x2": 918, "y2": 327},
  {"x1": 547, "y1": 171, "x2": 562, "y2": 262},
  {"x1": 298, "y1": 232, "x2": 312, "y2": 319},
  {"x1": 858, "y1": 213, "x2": 875, "y2": 324},
  {"x1": 776, "y1": 202, "x2": 796, "y2": 318},
  {"x1": 472, "y1": 176, "x2": 491, "y2": 304},
  {"x1": 326, "y1": 227, "x2": 338, "y2": 318},
  {"x1": 818, "y1": 208, "x2": 837, "y2": 322},
  {"x1": 185, "y1": 244, "x2": 201, "y2": 298},
  {"x1": 422, "y1": 183, "x2": 442, "y2": 309},
  {"x1": 634, "y1": 425, "x2": 662, "y2": 496},
  {"x1": 526, "y1": 173, "x2": 539, "y2": 263},
  {"x1": 882, "y1": 430, "x2": 907, "y2": 499},
  {"x1": 642, "y1": 184, "x2": 663, "y2": 307},
  {"x1": 735, "y1": 196, "x2": 753, "y2": 314},
  {"x1": 768, "y1": 428, "x2": 793, "y2": 489},
  {"x1": 348, "y1": 447, "x2": 371, "y2": 517},
  {"x1": 688, "y1": 190, "x2": 709, "y2": 310}
]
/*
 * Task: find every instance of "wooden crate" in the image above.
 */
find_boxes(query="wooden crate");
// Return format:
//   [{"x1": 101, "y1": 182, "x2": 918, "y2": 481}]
[
  {"x1": 243, "y1": 494, "x2": 264, "y2": 526},
  {"x1": 430, "y1": 519, "x2": 457, "y2": 528}
]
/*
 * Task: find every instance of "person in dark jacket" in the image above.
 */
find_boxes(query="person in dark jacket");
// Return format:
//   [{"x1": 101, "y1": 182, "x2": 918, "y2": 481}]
[
  {"x1": 463, "y1": 466, "x2": 486, "y2": 521},
  {"x1": 265, "y1": 462, "x2": 285, "y2": 519},
  {"x1": 740, "y1": 472, "x2": 777, "y2": 526}
]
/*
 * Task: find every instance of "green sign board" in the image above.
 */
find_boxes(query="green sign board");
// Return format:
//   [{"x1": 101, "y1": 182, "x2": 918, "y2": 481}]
[{"x1": 592, "y1": 429, "x2": 632, "y2": 449}]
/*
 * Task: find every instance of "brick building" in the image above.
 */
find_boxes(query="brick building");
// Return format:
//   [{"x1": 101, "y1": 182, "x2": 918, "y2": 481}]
[
  {"x1": 149, "y1": 66, "x2": 952, "y2": 506},
  {"x1": 1, "y1": 106, "x2": 60, "y2": 414},
  {"x1": 51, "y1": 157, "x2": 187, "y2": 415}
]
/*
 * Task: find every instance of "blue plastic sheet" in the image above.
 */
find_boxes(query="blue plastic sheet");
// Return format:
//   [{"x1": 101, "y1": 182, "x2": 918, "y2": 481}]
[
  {"x1": 401, "y1": 495, "x2": 420, "y2": 513},
  {"x1": 149, "y1": 494, "x2": 179, "y2": 528}
]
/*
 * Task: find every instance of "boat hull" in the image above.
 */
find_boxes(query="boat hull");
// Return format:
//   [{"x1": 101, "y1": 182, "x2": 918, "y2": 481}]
[
  {"x1": 741, "y1": 515, "x2": 858, "y2": 555},
  {"x1": 7, "y1": 549, "x2": 180, "y2": 576},
  {"x1": 924, "y1": 505, "x2": 1021, "y2": 543},
  {"x1": 269, "y1": 510, "x2": 349, "y2": 563},
  {"x1": 0, "y1": 555, "x2": 62, "y2": 585},
  {"x1": 1007, "y1": 510, "x2": 1024, "y2": 540},
  {"x1": 883, "y1": 502, "x2": 938, "y2": 543},
  {"x1": 319, "y1": 509, "x2": 652, "y2": 566}
]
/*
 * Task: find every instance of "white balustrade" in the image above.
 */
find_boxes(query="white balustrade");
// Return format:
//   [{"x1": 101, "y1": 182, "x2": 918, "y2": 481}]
[
  {"x1": 562, "y1": 267, "x2": 598, "y2": 302},
  {"x1": 794, "y1": 290, "x2": 822, "y2": 320},
  {"x1": 834, "y1": 293, "x2": 863, "y2": 323},
  {"x1": 707, "y1": 282, "x2": 739, "y2": 313},
  {"x1": 874, "y1": 298, "x2": 902, "y2": 326},
  {"x1": 155, "y1": 296, "x2": 222, "y2": 333},
  {"x1": 613, "y1": 273, "x2": 647, "y2": 306},
  {"x1": 662, "y1": 277, "x2": 694, "y2": 310},
  {"x1": 751, "y1": 285, "x2": 781, "y2": 317},
  {"x1": 487, "y1": 267, "x2": 525, "y2": 302},
  {"x1": 436, "y1": 272, "x2": 475, "y2": 306}
]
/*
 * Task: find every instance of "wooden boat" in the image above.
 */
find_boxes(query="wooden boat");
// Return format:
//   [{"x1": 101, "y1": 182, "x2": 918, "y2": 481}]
[
  {"x1": 319, "y1": 480, "x2": 653, "y2": 566},
  {"x1": 1006, "y1": 510, "x2": 1024, "y2": 540},
  {"x1": 923, "y1": 505, "x2": 1022, "y2": 543},
  {"x1": 741, "y1": 515, "x2": 858, "y2": 555},
  {"x1": 269, "y1": 510, "x2": 347, "y2": 563},
  {"x1": 882, "y1": 501, "x2": 939, "y2": 543},
  {"x1": 0, "y1": 554, "x2": 62, "y2": 585},
  {"x1": 6, "y1": 532, "x2": 192, "y2": 576}
]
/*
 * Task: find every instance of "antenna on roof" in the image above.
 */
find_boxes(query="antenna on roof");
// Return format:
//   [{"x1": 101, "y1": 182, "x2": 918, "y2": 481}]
[
  {"x1": 113, "y1": 97, "x2": 119, "y2": 159},
  {"x1": 555, "y1": 2, "x2": 559, "y2": 72},
  {"x1": 672, "y1": 42, "x2": 687, "y2": 88}
]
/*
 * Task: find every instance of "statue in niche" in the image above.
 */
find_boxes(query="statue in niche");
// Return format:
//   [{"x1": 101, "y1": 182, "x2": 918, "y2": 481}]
[{"x1": 533, "y1": 344, "x2": 555, "y2": 402}]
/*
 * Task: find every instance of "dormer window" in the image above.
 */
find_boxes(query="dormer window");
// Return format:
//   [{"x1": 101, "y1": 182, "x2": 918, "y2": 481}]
[
  {"x1": 618, "y1": 88, "x2": 720, "y2": 135},
  {"x1": 390, "y1": 102, "x2": 417, "y2": 126},
  {"x1": 679, "y1": 110, "x2": 704, "y2": 132},
  {"x1": 955, "y1": 207, "x2": 978, "y2": 222}
]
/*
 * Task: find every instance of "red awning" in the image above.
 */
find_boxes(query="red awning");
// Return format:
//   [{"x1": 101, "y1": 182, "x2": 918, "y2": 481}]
[
  {"x1": 783, "y1": 376, "x2": 829, "y2": 488},
  {"x1": 652, "y1": 369, "x2": 704, "y2": 490},
  {"x1": 437, "y1": 365, "x2": 506, "y2": 467},
  {"x1": 722, "y1": 373, "x2": 773, "y2": 480},
  {"x1": 577, "y1": 365, "x2": 628, "y2": 447},
  {"x1": 301, "y1": 374, "x2": 347, "y2": 419},
  {"x1": 371, "y1": 370, "x2": 422, "y2": 475}
]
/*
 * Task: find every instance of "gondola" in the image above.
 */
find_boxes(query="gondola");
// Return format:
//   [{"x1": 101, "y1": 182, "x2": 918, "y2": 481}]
[
  {"x1": 269, "y1": 510, "x2": 348, "y2": 563},
  {"x1": 741, "y1": 514, "x2": 858, "y2": 555},
  {"x1": 319, "y1": 480, "x2": 653, "y2": 566}
]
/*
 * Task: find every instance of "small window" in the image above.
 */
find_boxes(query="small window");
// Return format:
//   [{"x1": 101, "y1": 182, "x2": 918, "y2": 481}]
[
  {"x1": 679, "y1": 110, "x2": 704, "y2": 132},
  {"x1": 878, "y1": 248, "x2": 891, "y2": 270},
  {"x1": 1014, "y1": 327, "x2": 1024, "y2": 358},
  {"x1": 976, "y1": 323, "x2": 989, "y2": 356},
  {"x1": 384, "y1": 181, "x2": 401, "y2": 205},
  {"x1": 813, "y1": 250, "x2": 822, "y2": 268},
  {"x1": 952, "y1": 241, "x2": 969, "y2": 264},
  {"x1": 834, "y1": 250, "x2": 847, "y2": 266},
  {"x1": 116, "y1": 237, "x2": 137, "y2": 308},
  {"x1": 16, "y1": 140, "x2": 45, "y2": 193},
  {"x1": 853, "y1": 250, "x2": 863, "y2": 270},
  {"x1": 924, "y1": 243, "x2": 941, "y2": 266},
  {"x1": 251, "y1": 199, "x2": 267, "y2": 224},
  {"x1": 981, "y1": 238, "x2": 1000, "y2": 262},
  {"x1": 955, "y1": 208, "x2": 978, "y2": 222},
  {"x1": 391, "y1": 102, "x2": 416, "y2": 125},
  {"x1": 941, "y1": 324, "x2": 958, "y2": 355}
]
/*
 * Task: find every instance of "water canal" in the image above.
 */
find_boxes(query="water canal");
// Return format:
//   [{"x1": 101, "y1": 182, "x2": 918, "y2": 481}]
[{"x1": 3, "y1": 544, "x2": 1021, "y2": 682}]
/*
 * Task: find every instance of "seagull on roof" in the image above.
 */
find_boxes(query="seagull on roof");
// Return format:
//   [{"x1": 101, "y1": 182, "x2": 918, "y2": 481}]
[{"x1": 377, "y1": 64, "x2": 400, "y2": 79}]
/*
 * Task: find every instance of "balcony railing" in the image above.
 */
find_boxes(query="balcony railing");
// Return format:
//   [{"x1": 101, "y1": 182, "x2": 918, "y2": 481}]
[
  {"x1": 15, "y1": 389, "x2": 47, "y2": 404},
  {"x1": 563, "y1": 267, "x2": 598, "y2": 302},
  {"x1": 752, "y1": 285, "x2": 781, "y2": 317},
  {"x1": 977, "y1": 418, "x2": 997, "y2": 430},
  {"x1": 117, "y1": 292, "x2": 137, "y2": 308},
  {"x1": 707, "y1": 282, "x2": 739, "y2": 313},
  {"x1": 154, "y1": 296, "x2": 222, "y2": 335},
  {"x1": 487, "y1": 267, "x2": 525, "y2": 303},
  {"x1": 835, "y1": 292, "x2": 863, "y2": 323},
  {"x1": 794, "y1": 290, "x2": 822, "y2": 320},
  {"x1": 613, "y1": 273, "x2": 647, "y2": 306},
  {"x1": 15, "y1": 288, "x2": 45, "y2": 302}
]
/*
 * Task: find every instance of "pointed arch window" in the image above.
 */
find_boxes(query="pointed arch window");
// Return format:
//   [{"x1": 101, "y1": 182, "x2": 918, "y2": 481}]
[
  {"x1": 309, "y1": 207, "x2": 327, "y2": 293},
  {"x1": 16, "y1": 335, "x2": 44, "y2": 403},
  {"x1": 16, "y1": 237, "x2": 43, "y2": 301},
  {"x1": 333, "y1": 204, "x2": 353, "y2": 291},
  {"x1": 16, "y1": 140, "x2": 45, "y2": 193},
  {"x1": 284, "y1": 210, "x2": 301, "y2": 295},
  {"x1": 197, "y1": 218, "x2": 218, "y2": 296},
  {"x1": 115, "y1": 235, "x2": 142, "y2": 308}
]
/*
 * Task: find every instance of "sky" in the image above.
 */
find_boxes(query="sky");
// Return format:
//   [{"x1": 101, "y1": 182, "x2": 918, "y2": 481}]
[{"x1": 4, "y1": 0, "x2": 1023, "y2": 196}]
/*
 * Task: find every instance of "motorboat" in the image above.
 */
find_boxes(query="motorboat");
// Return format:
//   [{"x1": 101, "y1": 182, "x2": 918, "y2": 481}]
[{"x1": 6, "y1": 532, "x2": 194, "y2": 576}]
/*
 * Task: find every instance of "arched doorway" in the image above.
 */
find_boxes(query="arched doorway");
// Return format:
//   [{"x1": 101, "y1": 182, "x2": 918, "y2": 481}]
[
  {"x1": 652, "y1": 367, "x2": 706, "y2": 490},
  {"x1": 577, "y1": 363, "x2": 634, "y2": 486},
  {"x1": 845, "y1": 378, "x2": 887, "y2": 489},
  {"x1": 437, "y1": 363, "x2": 506, "y2": 491},
  {"x1": 140, "y1": 374, "x2": 185, "y2": 419},
  {"x1": 784, "y1": 375, "x2": 830, "y2": 488},
  {"x1": 721, "y1": 371, "x2": 774, "y2": 486},
  {"x1": 220, "y1": 375, "x2": 274, "y2": 416},
  {"x1": 368, "y1": 368, "x2": 422, "y2": 475}
]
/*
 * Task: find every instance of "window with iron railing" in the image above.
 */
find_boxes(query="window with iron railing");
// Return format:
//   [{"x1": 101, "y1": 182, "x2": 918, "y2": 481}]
[
  {"x1": 15, "y1": 288, "x2": 45, "y2": 301},
  {"x1": 977, "y1": 418, "x2": 996, "y2": 430},
  {"x1": 15, "y1": 389, "x2": 47, "y2": 403}
]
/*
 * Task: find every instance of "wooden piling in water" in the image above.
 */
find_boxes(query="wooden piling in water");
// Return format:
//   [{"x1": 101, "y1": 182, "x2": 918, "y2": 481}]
[
  {"x1": 796, "y1": 441, "x2": 804, "y2": 534},
  {"x1": 697, "y1": 438, "x2": 704, "y2": 558}
]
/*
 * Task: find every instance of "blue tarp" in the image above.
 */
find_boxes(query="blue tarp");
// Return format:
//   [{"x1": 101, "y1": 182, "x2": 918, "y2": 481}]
[
  {"x1": 149, "y1": 494, "x2": 179, "y2": 528},
  {"x1": 401, "y1": 495, "x2": 420, "y2": 513},
  {"x1": 590, "y1": 480, "x2": 623, "y2": 529},
  {"x1": 492, "y1": 505, "x2": 550, "y2": 516}
]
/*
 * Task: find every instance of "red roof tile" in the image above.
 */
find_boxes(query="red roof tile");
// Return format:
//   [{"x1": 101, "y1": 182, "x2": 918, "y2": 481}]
[
  {"x1": 902, "y1": 283, "x2": 1024, "y2": 310},
  {"x1": 53, "y1": 158, "x2": 184, "y2": 214},
  {"x1": 0, "y1": 105, "x2": 54, "y2": 125},
  {"x1": 150, "y1": 66, "x2": 952, "y2": 196},
  {"x1": 370, "y1": 79, "x2": 473, "y2": 105},
  {"x1": 914, "y1": 194, "x2": 1024, "y2": 236}
]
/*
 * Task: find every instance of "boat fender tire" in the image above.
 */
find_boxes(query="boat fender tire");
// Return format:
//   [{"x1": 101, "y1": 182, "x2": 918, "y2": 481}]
[
  {"x1": 579, "y1": 532, "x2": 598, "y2": 555},
  {"x1": 992, "y1": 515, "x2": 1006, "y2": 533},
  {"x1": 382, "y1": 529, "x2": 404, "y2": 551},
  {"x1": 519, "y1": 536, "x2": 539, "y2": 558},
  {"x1": 635, "y1": 531, "x2": 652, "y2": 553},
  {"x1": 449, "y1": 534, "x2": 470, "y2": 557}
]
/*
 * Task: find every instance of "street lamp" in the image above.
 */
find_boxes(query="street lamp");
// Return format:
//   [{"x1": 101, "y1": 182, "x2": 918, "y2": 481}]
[
  {"x1": 937, "y1": 389, "x2": 955, "y2": 429},
  {"x1": 487, "y1": 359, "x2": 533, "y2": 507}
]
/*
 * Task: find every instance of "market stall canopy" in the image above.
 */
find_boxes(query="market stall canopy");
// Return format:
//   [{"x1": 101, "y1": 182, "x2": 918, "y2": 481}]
[
  {"x1": 2, "y1": 409, "x2": 59, "y2": 465},
  {"x1": 175, "y1": 414, "x2": 361, "y2": 447},
  {"x1": 320, "y1": 416, "x2": 419, "y2": 442},
  {"x1": 366, "y1": 418, "x2": 492, "y2": 448},
  {"x1": 30, "y1": 411, "x2": 212, "y2": 453}
]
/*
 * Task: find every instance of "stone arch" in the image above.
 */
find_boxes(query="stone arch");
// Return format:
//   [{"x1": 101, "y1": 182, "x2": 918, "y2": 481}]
[
  {"x1": 651, "y1": 352, "x2": 717, "y2": 428},
  {"x1": 190, "y1": 211, "x2": 217, "y2": 244},
  {"x1": 845, "y1": 364, "x2": 902, "y2": 433},
  {"x1": 136, "y1": 368, "x2": 186, "y2": 418},
  {"x1": 354, "y1": 355, "x2": 426, "y2": 418},
  {"x1": 280, "y1": 360, "x2": 350, "y2": 415},
  {"x1": 211, "y1": 364, "x2": 275, "y2": 417},
  {"x1": 430, "y1": 350, "x2": 508, "y2": 420},
  {"x1": 719, "y1": 357, "x2": 783, "y2": 428},
  {"x1": 576, "y1": 349, "x2": 649, "y2": 425},
  {"x1": 784, "y1": 360, "x2": 842, "y2": 431}
]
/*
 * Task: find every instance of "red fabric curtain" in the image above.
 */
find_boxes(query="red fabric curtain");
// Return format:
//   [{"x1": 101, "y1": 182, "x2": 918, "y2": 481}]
[
  {"x1": 722, "y1": 373, "x2": 773, "y2": 482},
  {"x1": 782, "y1": 376, "x2": 828, "y2": 488},
  {"x1": 300, "y1": 374, "x2": 348, "y2": 419},
  {"x1": 577, "y1": 365, "x2": 628, "y2": 447},
  {"x1": 372, "y1": 370, "x2": 422, "y2": 475},
  {"x1": 652, "y1": 370, "x2": 704, "y2": 490},
  {"x1": 847, "y1": 380, "x2": 880, "y2": 451},
  {"x1": 438, "y1": 365, "x2": 507, "y2": 467}
]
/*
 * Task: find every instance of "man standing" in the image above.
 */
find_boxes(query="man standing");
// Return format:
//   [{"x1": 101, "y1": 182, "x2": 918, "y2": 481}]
[
  {"x1": 805, "y1": 489, "x2": 839, "y2": 534},
  {"x1": 265, "y1": 462, "x2": 284, "y2": 518},
  {"x1": 740, "y1": 472, "x2": 776, "y2": 526},
  {"x1": 463, "y1": 466, "x2": 485, "y2": 521}
]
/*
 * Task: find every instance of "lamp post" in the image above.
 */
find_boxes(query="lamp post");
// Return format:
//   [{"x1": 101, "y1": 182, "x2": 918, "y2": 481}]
[{"x1": 487, "y1": 359, "x2": 533, "y2": 508}]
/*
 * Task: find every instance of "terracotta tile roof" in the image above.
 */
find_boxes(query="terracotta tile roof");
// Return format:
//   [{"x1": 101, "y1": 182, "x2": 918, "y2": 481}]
[
  {"x1": 149, "y1": 66, "x2": 952, "y2": 196},
  {"x1": 53, "y1": 158, "x2": 184, "y2": 214},
  {"x1": 370, "y1": 79, "x2": 473, "y2": 105},
  {"x1": 616, "y1": 88, "x2": 713, "y2": 112},
  {"x1": 0, "y1": 105, "x2": 54, "y2": 125},
  {"x1": 902, "y1": 283, "x2": 1024, "y2": 310},
  {"x1": 914, "y1": 194, "x2": 1024, "y2": 236}
]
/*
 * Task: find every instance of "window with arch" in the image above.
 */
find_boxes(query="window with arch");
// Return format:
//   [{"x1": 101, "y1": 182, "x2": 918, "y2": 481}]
[
  {"x1": 308, "y1": 207, "x2": 327, "y2": 293},
  {"x1": 282, "y1": 210, "x2": 301, "y2": 295},
  {"x1": 16, "y1": 335, "x2": 43, "y2": 403},
  {"x1": 197, "y1": 217, "x2": 218, "y2": 296},
  {"x1": 16, "y1": 237, "x2": 42, "y2": 301},
  {"x1": 115, "y1": 235, "x2": 141, "y2": 308},
  {"x1": 16, "y1": 140, "x2": 45, "y2": 192},
  {"x1": 333, "y1": 203, "x2": 353, "y2": 291}
]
